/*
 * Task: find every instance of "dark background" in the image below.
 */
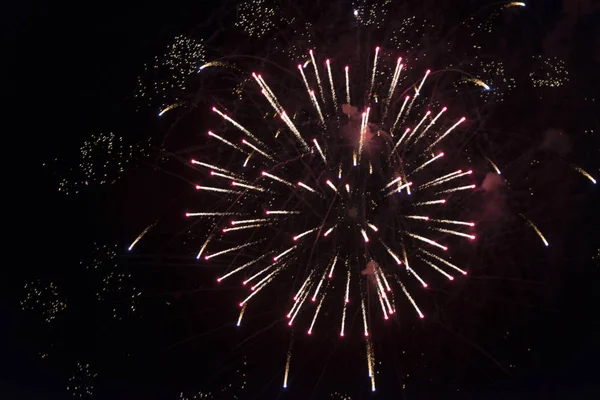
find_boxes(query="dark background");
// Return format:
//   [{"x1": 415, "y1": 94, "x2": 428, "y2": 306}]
[{"x1": 5, "y1": 0, "x2": 600, "y2": 398}]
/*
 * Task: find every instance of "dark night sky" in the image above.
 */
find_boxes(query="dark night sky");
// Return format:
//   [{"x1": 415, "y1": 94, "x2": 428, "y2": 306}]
[{"x1": 5, "y1": 1, "x2": 600, "y2": 399}]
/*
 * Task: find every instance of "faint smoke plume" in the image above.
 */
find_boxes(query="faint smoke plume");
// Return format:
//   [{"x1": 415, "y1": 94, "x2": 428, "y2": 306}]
[{"x1": 540, "y1": 129, "x2": 572, "y2": 155}]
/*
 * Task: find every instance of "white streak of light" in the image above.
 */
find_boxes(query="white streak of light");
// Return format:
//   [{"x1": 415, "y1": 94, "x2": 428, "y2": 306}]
[
  {"x1": 427, "y1": 117, "x2": 467, "y2": 151},
  {"x1": 261, "y1": 171, "x2": 295, "y2": 188},
  {"x1": 195, "y1": 185, "x2": 239, "y2": 194},
  {"x1": 313, "y1": 138, "x2": 326, "y2": 162},
  {"x1": 298, "y1": 181, "x2": 317, "y2": 193},
  {"x1": 293, "y1": 227, "x2": 320, "y2": 241},
  {"x1": 274, "y1": 245, "x2": 297, "y2": 261},
  {"x1": 205, "y1": 240, "x2": 262, "y2": 260},
  {"x1": 419, "y1": 248, "x2": 467, "y2": 275},
  {"x1": 419, "y1": 256, "x2": 454, "y2": 280},
  {"x1": 435, "y1": 227, "x2": 476, "y2": 240},
  {"x1": 242, "y1": 139, "x2": 274, "y2": 160},
  {"x1": 406, "y1": 232, "x2": 448, "y2": 250}
]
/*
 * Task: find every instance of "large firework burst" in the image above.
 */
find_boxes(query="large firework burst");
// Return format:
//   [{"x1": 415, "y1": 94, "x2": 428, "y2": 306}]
[{"x1": 182, "y1": 46, "x2": 485, "y2": 390}]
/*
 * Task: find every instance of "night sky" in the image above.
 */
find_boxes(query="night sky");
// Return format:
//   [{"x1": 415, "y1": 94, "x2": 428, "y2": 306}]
[{"x1": 6, "y1": 1, "x2": 600, "y2": 399}]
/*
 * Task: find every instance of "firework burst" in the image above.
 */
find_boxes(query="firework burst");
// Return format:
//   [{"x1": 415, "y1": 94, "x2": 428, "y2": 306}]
[{"x1": 181, "y1": 46, "x2": 485, "y2": 389}]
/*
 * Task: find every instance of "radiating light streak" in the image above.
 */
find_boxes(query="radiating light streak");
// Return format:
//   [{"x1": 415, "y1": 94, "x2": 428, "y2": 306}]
[
  {"x1": 196, "y1": 235, "x2": 212, "y2": 260},
  {"x1": 328, "y1": 255, "x2": 338, "y2": 278},
  {"x1": 312, "y1": 268, "x2": 328, "y2": 302},
  {"x1": 406, "y1": 232, "x2": 448, "y2": 250},
  {"x1": 191, "y1": 160, "x2": 239, "y2": 177},
  {"x1": 308, "y1": 290, "x2": 326, "y2": 335},
  {"x1": 414, "y1": 199, "x2": 446, "y2": 206},
  {"x1": 427, "y1": 117, "x2": 467, "y2": 150},
  {"x1": 158, "y1": 102, "x2": 182, "y2": 116},
  {"x1": 361, "y1": 229, "x2": 370, "y2": 243},
  {"x1": 293, "y1": 227, "x2": 320, "y2": 241},
  {"x1": 361, "y1": 293, "x2": 369, "y2": 336},
  {"x1": 411, "y1": 152, "x2": 444, "y2": 174},
  {"x1": 369, "y1": 47, "x2": 380, "y2": 98},
  {"x1": 419, "y1": 248, "x2": 467, "y2": 275},
  {"x1": 436, "y1": 184, "x2": 476, "y2": 194},
  {"x1": 313, "y1": 138, "x2": 326, "y2": 162},
  {"x1": 406, "y1": 215, "x2": 430, "y2": 221},
  {"x1": 345, "y1": 66, "x2": 351, "y2": 105},
  {"x1": 384, "y1": 177, "x2": 402, "y2": 189},
  {"x1": 261, "y1": 171, "x2": 295, "y2": 188},
  {"x1": 281, "y1": 112, "x2": 310, "y2": 150},
  {"x1": 244, "y1": 263, "x2": 276, "y2": 286},
  {"x1": 419, "y1": 169, "x2": 463, "y2": 188},
  {"x1": 430, "y1": 219, "x2": 475, "y2": 227},
  {"x1": 415, "y1": 69, "x2": 431, "y2": 97},
  {"x1": 367, "y1": 223, "x2": 379, "y2": 232},
  {"x1": 345, "y1": 183, "x2": 350, "y2": 193},
  {"x1": 283, "y1": 348, "x2": 291, "y2": 388},
  {"x1": 381, "y1": 241, "x2": 402, "y2": 265},
  {"x1": 398, "y1": 279, "x2": 425, "y2": 318},
  {"x1": 239, "y1": 279, "x2": 269, "y2": 306},
  {"x1": 369, "y1": 161, "x2": 373, "y2": 174},
  {"x1": 210, "y1": 171, "x2": 243, "y2": 182},
  {"x1": 297, "y1": 64, "x2": 311, "y2": 95},
  {"x1": 293, "y1": 272, "x2": 314, "y2": 302},
  {"x1": 289, "y1": 286, "x2": 310, "y2": 325},
  {"x1": 396, "y1": 182, "x2": 413, "y2": 192},
  {"x1": 359, "y1": 110, "x2": 369, "y2": 163},
  {"x1": 241, "y1": 139, "x2": 274, "y2": 160},
  {"x1": 373, "y1": 269, "x2": 392, "y2": 310},
  {"x1": 231, "y1": 218, "x2": 269, "y2": 225},
  {"x1": 208, "y1": 131, "x2": 245, "y2": 153},
  {"x1": 386, "y1": 58, "x2": 403, "y2": 104},
  {"x1": 217, "y1": 254, "x2": 269, "y2": 282},
  {"x1": 309, "y1": 90, "x2": 325, "y2": 124},
  {"x1": 415, "y1": 107, "x2": 447, "y2": 145},
  {"x1": 222, "y1": 224, "x2": 264, "y2": 233},
  {"x1": 323, "y1": 225, "x2": 337, "y2": 237},
  {"x1": 407, "y1": 266, "x2": 428, "y2": 287},
  {"x1": 236, "y1": 303, "x2": 247, "y2": 327},
  {"x1": 419, "y1": 256, "x2": 454, "y2": 280},
  {"x1": 128, "y1": 222, "x2": 156, "y2": 251},
  {"x1": 325, "y1": 59, "x2": 337, "y2": 109},
  {"x1": 377, "y1": 267, "x2": 392, "y2": 292},
  {"x1": 389, "y1": 128, "x2": 411, "y2": 158},
  {"x1": 353, "y1": 151, "x2": 357, "y2": 166},
  {"x1": 344, "y1": 261, "x2": 351, "y2": 303},
  {"x1": 205, "y1": 240, "x2": 263, "y2": 260},
  {"x1": 391, "y1": 95, "x2": 410, "y2": 135},
  {"x1": 255, "y1": 74, "x2": 283, "y2": 112},
  {"x1": 422, "y1": 170, "x2": 473, "y2": 188},
  {"x1": 384, "y1": 181, "x2": 413, "y2": 197},
  {"x1": 572, "y1": 164, "x2": 596, "y2": 184},
  {"x1": 252, "y1": 263, "x2": 286, "y2": 290},
  {"x1": 326, "y1": 180, "x2": 339, "y2": 193},
  {"x1": 297, "y1": 181, "x2": 317, "y2": 193},
  {"x1": 338, "y1": 164, "x2": 342, "y2": 179},
  {"x1": 266, "y1": 210, "x2": 300, "y2": 215},
  {"x1": 309, "y1": 50, "x2": 325, "y2": 103},
  {"x1": 405, "y1": 111, "x2": 431, "y2": 143},
  {"x1": 212, "y1": 107, "x2": 266, "y2": 147},
  {"x1": 231, "y1": 181, "x2": 265, "y2": 192},
  {"x1": 375, "y1": 279, "x2": 389, "y2": 320},
  {"x1": 521, "y1": 214, "x2": 549, "y2": 247},
  {"x1": 195, "y1": 185, "x2": 240, "y2": 194},
  {"x1": 435, "y1": 227, "x2": 476, "y2": 240},
  {"x1": 274, "y1": 245, "x2": 297, "y2": 261}
]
